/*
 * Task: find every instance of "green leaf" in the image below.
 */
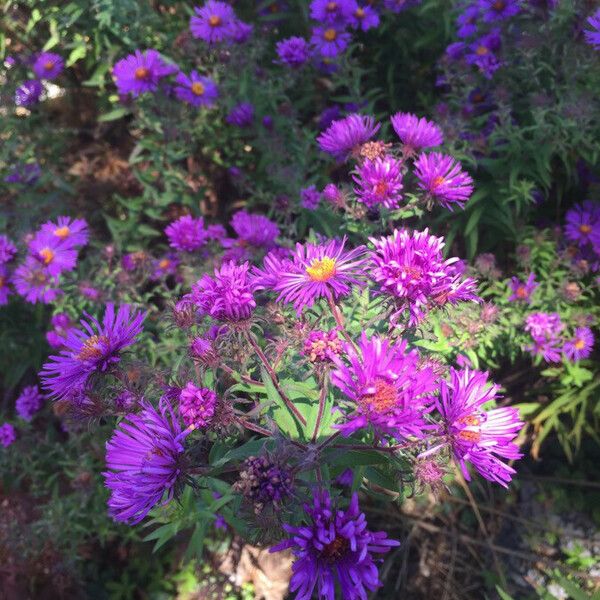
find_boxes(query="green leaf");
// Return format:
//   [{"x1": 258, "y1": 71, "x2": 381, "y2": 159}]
[{"x1": 98, "y1": 107, "x2": 131, "y2": 122}]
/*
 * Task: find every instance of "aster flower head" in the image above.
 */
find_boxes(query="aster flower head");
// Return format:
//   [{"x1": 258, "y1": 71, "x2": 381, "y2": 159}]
[
  {"x1": 40, "y1": 304, "x2": 146, "y2": 400},
  {"x1": 300, "y1": 185, "x2": 322, "y2": 210},
  {"x1": 564, "y1": 201, "x2": 600, "y2": 246},
  {"x1": 0, "y1": 235, "x2": 17, "y2": 264},
  {"x1": 276, "y1": 37, "x2": 311, "y2": 68},
  {"x1": 39, "y1": 216, "x2": 89, "y2": 248},
  {"x1": 332, "y1": 333, "x2": 436, "y2": 438},
  {"x1": 584, "y1": 9, "x2": 600, "y2": 49},
  {"x1": 479, "y1": 0, "x2": 521, "y2": 22},
  {"x1": 15, "y1": 79, "x2": 43, "y2": 106},
  {"x1": 270, "y1": 490, "x2": 399, "y2": 600},
  {"x1": 457, "y1": 5, "x2": 480, "y2": 38},
  {"x1": 564, "y1": 327, "x2": 594, "y2": 362},
  {"x1": 390, "y1": 112, "x2": 444, "y2": 152},
  {"x1": 0, "y1": 423, "x2": 16, "y2": 448},
  {"x1": 311, "y1": 25, "x2": 351, "y2": 58},
  {"x1": 251, "y1": 248, "x2": 294, "y2": 290},
  {"x1": 317, "y1": 113, "x2": 381, "y2": 160},
  {"x1": 369, "y1": 228, "x2": 480, "y2": 324},
  {"x1": 226, "y1": 102, "x2": 254, "y2": 127},
  {"x1": 229, "y1": 19, "x2": 253, "y2": 43},
  {"x1": 28, "y1": 232, "x2": 78, "y2": 277},
  {"x1": 435, "y1": 368, "x2": 523, "y2": 487},
  {"x1": 113, "y1": 49, "x2": 175, "y2": 97},
  {"x1": 104, "y1": 399, "x2": 186, "y2": 524},
  {"x1": 270, "y1": 238, "x2": 367, "y2": 313},
  {"x1": 349, "y1": 4, "x2": 380, "y2": 30},
  {"x1": 192, "y1": 261, "x2": 256, "y2": 322},
  {"x1": 13, "y1": 257, "x2": 62, "y2": 304},
  {"x1": 16, "y1": 385, "x2": 44, "y2": 421},
  {"x1": 466, "y1": 29, "x2": 502, "y2": 77},
  {"x1": 190, "y1": 1, "x2": 236, "y2": 43},
  {"x1": 179, "y1": 382, "x2": 218, "y2": 429},
  {"x1": 46, "y1": 312, "x2": 74, "y2": 349},
  {"x1": 508, "y1": 273, "x2": 538, "y2": 303},
  {"x1": 353, "y1": 156, "x2": 403, "y2": 209},
  {"x1": 4, "y1": 162, "x2": 41, "y2": 185},
  {"x1": 165, "y1": 215, "x2": 207, "y2": 252},
  {"x1": 174, "y1": 71, "x2": 218, "y2": 107},
  {"x1": 0, "y1": 265, "x2": 12, "y2": 306},
  {"x1": 32, "y1": 52, "x2": 64, "y2": 79},
  {"x1": 310, "y1": 0, "x2": 358, "y2": 24},
  {"x1": 322, "y1": 183, "x2": 345, "y2": 208},
  {"x1": 303, "y1": 329, "x2": 343, "y2": 363},
  {"x1": 414, "y1": 152, "x2": 474, "y2": 210},
  {"x1": 524, "y1": 312, "x2": 564, "y2": 363},
  {"x1": 231, "y1": 210, "x2": 279, "y2": 248}
]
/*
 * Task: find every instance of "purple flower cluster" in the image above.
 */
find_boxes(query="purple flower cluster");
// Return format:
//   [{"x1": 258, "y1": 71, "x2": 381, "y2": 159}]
[
  {"x1": 508, "y1": 273, "x2": 538, "y2": 303},
  {"x1": 190, "y1": 1, "x2": 252, "y2": 45},
  {"x1": 226, "y1": 102, "x2": 254, "y2": 127},
  {"x1": 303, "y1": 329, "x2": 343, "y2": 363},
  {"x1": 317, "y1": 113, "x2": 381, "y2": 160},
  {"x1": 564, "y1": 201, "x2": 600, "y2": 263},
  {"x1": 585, "y1": 9, "x2": 600, "y2": 50},
  {"x1": 0, "y1": 423, "x2": 16, "y2": 448},
  {"x1": 165, "y1": 215, "x2": 208, "y2": 252},
  {"x1": 353, "y1": 155, "x2": 403, "y2": 209},
  {"x1": 113, "y1": 49, "x2": 176, "y2": 97},
  {"x1": 13, "y1": 51, "x2": 65, "y2": 108},
  {"x1": 300, "y1": 185, "x2": 322, "y2": 210},
  {"x1": 15, "y1": 385, "x2": 44, "y2": 421},
  {"x1": 179, "y1": 382, "x2": 218, "y2": 429}
]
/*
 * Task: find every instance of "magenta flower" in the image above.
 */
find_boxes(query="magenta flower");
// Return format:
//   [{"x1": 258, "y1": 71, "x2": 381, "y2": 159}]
[
  {"x1": 230, "y1": 211, "x2": 279, "y2": 248},
  {"x1": 564, "y1": 201, "x2": 600, "y2": 246},
  {"x1": 112, "y1": 49, "x2": 176, "y2": 97},
  {"x1": 46, "y1": 313, "x2": 74, "y2": 349},
  {"x1": 0, "y1": 235, "x2": 17, "y2": 264},
  {"x1": 478, "y1": 0, "x2": 521, "y2": 22},
  {"x1": 40, "y1": 304, "x2": 146, "y2": 400},
  {"x1": 151, "y1": 254, "x2": 179, "y2": 280},
  {"x1": 174, "y1": 71, "x2": 218, "y2": 107},
  {"x1": 13, "y1": 257, "x2": 62, "y2": 304},
  {"x1": 564, "y1": 327, "x2": 594, "y2": 362},
  {"x1": 433, "y1": 368, "x2": 523, "y2": 487},
  {"x1": 349, "y1": 4, "x2": 380, "y2": 30},
  {"x1": 270, "y1": 490, "x2": 399, "y2": 600},
  {"x1": 303, "y1": 329, "x2": 343, "y2": 363},
  {"x1": 0, "y1": 265, "x2": 12, "y2": 306},
  {"x1": 524, "y1": 312, "x2": 564, "y2": 363},
  {"x1": 508, "y1": 273, "x2": 538, "y2": 303},
  {"x1": 584, "y1": 9, "x2": 600, "y2": 49},
  {"x1": 276, "y1": 37, "x2": 311, "y2": 68},
  {"x1": 317, "y1": 114, "x2": 381, "y2": 160},
  {"x1": 39, "y1": 216, "x2": 89, "y2": 248},
  {"x1": 390, "y1": 112, "x2": 444, "y2": 152},
  {"x1": 165, "y1": 215, "x2": 207, "y2": 252},
  {"x1": 28, "y1": 232, "x2": 78, "y2": 277},
  {"x1": 15, "y1": 385, "x2": 44, "y2": 421},
  {"x1": 322, "y1": 183, "x2": 345, "y2": 208},
  {"x1": 310, "y1": 25, "x2": 351, "y2": 58},
  {"x1": 414, "y1": 152, "x2": 474, "y2": 210},
  {"x1": 0, "y1": 423, "x2": 16, "y2": 448},
  {"x1": 251, "y1": 248, "x2": 294, "y2": 290},
  {"x1": 190, "y1": 1, "x2": 236, "y2": 43},
  {"x1": 300, "y1": 185, "x2": 321, "y2": 210},
  {"x1": 369, "y1": 228, "x2": 480, "y2": 324},
  {"x1": 191, "y1": 261, "x2": 256, "y2": 322},
  {"x1": 32, "y1": 52, "x2": 64, "y2": 79},
  {"x1": 179, "y1": 382, "x2": 218, "y2": 429},
  {"x1": 104, "y1": 400, "x2": 186, "y2": 524},
  {"x1": 310, "y1": 0, "x2": 357, "y2": 24},
  {"x1": 269, "y1": 238, "x2": 367, "y2": 313},
  {"x1": 353, "y1": 156, "x2": 403, "y2": 209},
  {"x1": 331, "y1": 333, "x2": 436, "y2": 438},
  {"x1": 15, "y1": 79, "x2": 43, "y2": 106}
]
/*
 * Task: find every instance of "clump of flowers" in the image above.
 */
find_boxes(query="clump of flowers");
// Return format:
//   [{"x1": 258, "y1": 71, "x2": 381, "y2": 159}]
[
  {"x1": 15, "y1": 385, "x2": 44, "y2": 421},
  {"x1": 179, "y1": 382, "x2": 218, "y2": 429}
]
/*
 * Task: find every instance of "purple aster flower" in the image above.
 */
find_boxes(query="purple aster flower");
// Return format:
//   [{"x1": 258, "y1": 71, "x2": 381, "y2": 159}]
[
  {"x1": 165, "y1": 215, "x2": 207, "y2": 252},
  {"x1": 40, "y1": 304, "x2": 146, "y2": 400},
  {"x1": 4, "y1": 162, "x2": 41, "y2": 185},
  {"x1": 446, "y1": 41, "x2": 466, "y2": 60},
  {"x1": 524, "y1": 312, "x2": 564, "y2": 363},
  {"x1": 383, "y1": 0, "x2": 421, "y2": 12},
  {"x1": 300, "y1": 185, "x2": 322, "y2": 210},
  {"x1": 563, "y1": 327, "x2": 594, "y2": 361},
  {"x1": 28, "y1": 232, "x2": 78, "y2": 277},
  {"x1": 270, "y1": 490, "x2": 399, "y2": 600},
  {"x1": 303, "y1": 328, "x2": 343, "y2": 363},
  {"x1": 206, "y1": 223, "x2": 227, "y2": 241},
  {"x1": 104, "y1": 399, "x2": 186, "y2": 524},
  {"x1": 251, "y1": 248, "x2": 295, "y2": 290},
  {"x1": 466, "y1": 29, "x2": 502, "y2": 77},
  {"x1": 32, "y1": 52, "x2": 64, "y2": 79},
  {"x1": 508, "y1": 273, "x2": 538, "y2": 302},
  {"x1": 311, "y1": 25, "x2": 351, "y2": 58},
  {"x1": 317, "y1": 113, "x2": 380, "y2": 160},
  {"x1": 190, "y1": 1, "x2": 236, "y2": 43},
  {"x1": 15, "y1": 79, "x2": 43, "y2": 106},
  {"x1": 390, "y1": 112, "x2": 444, "y2": 152},
  {"x1": 0, "y1": 423, "x2": 16, "y2": 448},
  {"x1": 230, "y1": 19, "x2": 253, "y2": 43},
  {"x1": 564, "y1": 201, "x2": 600, "y2": 246},
  {"x1": 457, "y1": 5, "x2": 480, "y2": 38},
  {"x1": 414, "y1": 152, "x2": 474, "y2": 210},
  {"x1": 268, "y1": 238, "x2": 367, "y2": 313},
  {"x1": 226, "y1": 102, "x2": 254, "y2": 127},
  {"x1": 150, "y1": 254, "x2": 179, "y2": 280},
  {"x1": 39, "y1": 216, "x2": 89, "y2": 248},
  {"x1": 0, "y1": 235, "x2": 17, "y2": 264},
  {"x1": 179, "y1": 382, "x2": 218, "y2": 429},
  {"x1": 331, "y1": 333, "x2": 436, "y2": 438},
  {"x1": 310, "y1": 0, "x2": 357, "y2": 24},
  {"x1": 353, "y1": 156, "x2": 403, "y2": 209},
  {"x1": 13, "y1": 257, "x2": 62, "y2": 304},
  {"x1": 479, "y1": 0, "x2": 521, "y2": 22},
  {"x1": 121, "y1": 251, "x2": 149, "y2": 273},
  {"x1": 431, "y1": 368, "x2": 523, "y2": 487},
  {"x1": 46, "y1": 312, "x2": 74, "y2": 349},
  {"x1": 349, "y1": 4, "x2": 380, "y2": 30},
  {"x1": 584, "y1": 9, "x2": 600, "y2": 49},
  {"x1": 112, "y1": 49, "x2": 176, "y2": 97},
  {"x1": 231, "y1": 210, "x2": 280, "y2": 248},
  {"x1": 191, "y1": 261, "x2": 256, "y2": 322},
  {"x1": 15, "y1": 385, "x2": 44, "y2": 421},
  {"x1": 276, "y1": 37, "x2": 311, "y2": 68},
  {"x1": 369, "y1": 228, "x2": 480, "y2": 324},
  {"x1": 174, "y1": 71, "x2": 218, "y2": 107},
  {"x1": 322, "y1": 183, "x2": 345, "y2": 208},
  {"x1": 0, "y1": 265, "x2": 12, "y2": 306},
  {"x1": 318, "y1": 105, "x2": 342, "y2": 130}
]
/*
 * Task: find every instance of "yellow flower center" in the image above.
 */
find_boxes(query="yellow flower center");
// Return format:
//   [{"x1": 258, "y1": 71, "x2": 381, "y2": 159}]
[
  {"x1": 457, "y1": 414, "x2": 482, "y2": 443},
  {"x1": 323, "y1": 28, "x2": 337, "y2": 42},
  {"x1": 158, "y1": 258, "x2": 171, "y2": 269},
  {"x1": 53, "y1": 226, "x2": 70, "y2": 239},
  {"x1": 208, "y1": 14, "x2": 221, "y2": 27},
  {"x1": 493, "y1": 0, "x2": 506, "y2": 10},
  {"x1": 0, "y1": 276, "x2": 4, "y2": 288},
  {"x1": 306, "y1": 257, "x2": 337, "y2": 282},
  {"x1": 77, "y1": 335, "x2": 109, "y2": 361},
  {"x1": 326, "y1": 1, "x2": 338, "y2": 11},
  {"x1": 191, "y1": 82, "x2": 205, "y2": 96},
  {"x1": 355, "y1": 7, "x2": 365, "y2": 18},
  {"x1": 374, "y1": 181, "x2": 388, "y2": 197},
  {"x1": 516, "y1": 286, "x2": 527, "y2": 298},
  {"x1": 320, "y1": 535, "x2": 349, "y2": 563},
  {"x1": 134, "y1": 67, "x2": 150, "y2": 80},
  {"x1": 432, "y1": 175, "x2": 446, "y2": 187},
  {"x1": 476, "y1": 45, "x2": 488, "y2": 56},
  {"x1": 39, "y1": 248, "x2": 55, "y2": 265},
  {"x1": 360, "y1": 378, "x2": 398, "y2": 413},
  {"x1": 44, "y1": 61, "x2": 55, "y2": 71},
  {"x1": 579, "y1": 224, "x2": 592, "y2": 234},
  {"x1": 574, "y1": 338, "x2": 585, "y2": 350}
]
